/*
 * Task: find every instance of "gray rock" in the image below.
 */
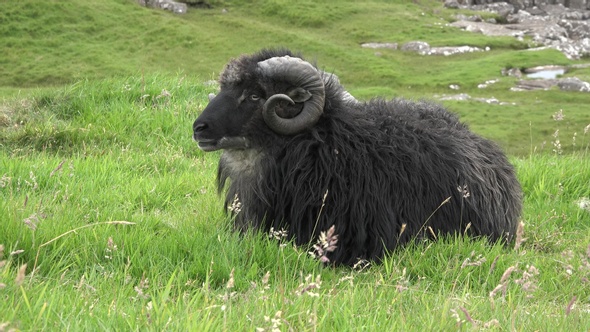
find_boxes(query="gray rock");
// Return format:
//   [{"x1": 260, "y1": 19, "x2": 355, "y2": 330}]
[
  {"x1": 426, "y1": 45, "x2": 484, "y2": 55},
  {"x1": 524, "y1": 7, "x2": 547, "y2": 16},
  {"x1": 557, "y1": 77, "x2": 590, "y2": 91},
  {"x1": 444, "y1": 0, "x2": 461, "y2": 9},
  {"x1": 512, "y1": 79, "x2": 557, "y2": 91},
  {"x1": 139, "y1": 0, "x2": 188, "y2": 14},
  {"x1": 401, "y1": 41, "x2": 431, "y2": 53},
  {"x1": 565, "y1": 0, "x2": 587, "y2": 10},
  {"x1": 512, "y1": 76, "x2": 590, "y2": 91},
  {"x1": 361, "y1": 43, "x2": 398, "y2": 50},
  {"x1": 487, "y1": 3, "x2": 515, "y2": 18},
  {"x1": 502, "y1": 67, "x2": 523, "y2": 78}
]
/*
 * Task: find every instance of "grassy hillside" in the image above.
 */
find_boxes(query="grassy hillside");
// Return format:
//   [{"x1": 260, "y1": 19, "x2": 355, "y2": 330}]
[
  {"x1": 0, "y1": 0, "x2": 572, "y2": 88},
  {"x1": 1, "y1": 0, "x2": 589, "y2": 155},
  {"x1": 1, "y1": 1, "x2": 590, "y2": 330}
]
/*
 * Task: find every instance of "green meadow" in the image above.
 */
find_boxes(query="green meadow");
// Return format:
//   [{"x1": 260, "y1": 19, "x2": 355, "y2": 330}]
[{"x1": 1, "y1": 0, "x2": 590, "y2": 330}]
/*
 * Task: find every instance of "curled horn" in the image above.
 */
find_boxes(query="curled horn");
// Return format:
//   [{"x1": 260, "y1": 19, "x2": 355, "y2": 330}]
[{"x1": 257, "y1": 56, "x2": 325, "y2": 135}]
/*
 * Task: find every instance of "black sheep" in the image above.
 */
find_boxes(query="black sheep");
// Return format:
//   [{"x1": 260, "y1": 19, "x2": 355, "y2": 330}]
[{"x1": 193, "y1": 49, "x2": 522, "y2": 265}]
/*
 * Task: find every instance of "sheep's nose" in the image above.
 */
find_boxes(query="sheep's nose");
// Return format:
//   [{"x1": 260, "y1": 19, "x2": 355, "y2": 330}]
[{"x1": 193, "y1": 122, "x2": 208, "y2": 133}]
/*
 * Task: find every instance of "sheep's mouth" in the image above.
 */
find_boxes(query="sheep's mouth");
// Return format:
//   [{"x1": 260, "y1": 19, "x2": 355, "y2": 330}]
[
  {"x1": 196, "y1": 139, "x2": 220, "y2": 152},
  {"x1": 195, "y1": 137, "x2": 250, "y2": 152}
]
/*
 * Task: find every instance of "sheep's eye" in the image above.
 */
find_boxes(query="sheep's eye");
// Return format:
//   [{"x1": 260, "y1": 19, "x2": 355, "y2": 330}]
[{"x1": 250, "y1": 94, "x2": 260, "y2": 101}]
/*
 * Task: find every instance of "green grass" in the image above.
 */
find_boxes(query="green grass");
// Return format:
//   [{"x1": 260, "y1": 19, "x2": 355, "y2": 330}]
[
  {"x1": 3, "y1": 0, "x2": 588, "y2": 154},
  {"x1": 1, "y1": 74, "x2": 589, "y2": 332},
  {"x1": 1, "y1": 0, "x2": 590, "y2": 330}
]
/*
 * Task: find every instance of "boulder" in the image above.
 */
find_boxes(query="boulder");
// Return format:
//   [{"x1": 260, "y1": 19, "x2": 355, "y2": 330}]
[{"x1": 557, "y1": 77, "x2": 590, "y2": 91}]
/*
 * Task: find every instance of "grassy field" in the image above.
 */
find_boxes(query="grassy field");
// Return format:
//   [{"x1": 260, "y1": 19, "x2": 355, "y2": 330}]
[
  {"x1": 1, "y1": 0, "x2": 589, "y2": 155},
  {"x1": 1, "y1": 0, "x2": 590, "y2": 331}
]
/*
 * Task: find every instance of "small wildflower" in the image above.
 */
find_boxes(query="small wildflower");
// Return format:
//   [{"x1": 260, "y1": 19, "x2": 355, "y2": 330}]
[
  {"x1": 157, "y1": 89, "x2": 171, "y2": 99},
  {"x1": 105, "y1": 237, "x2": 118, "y2": 260},
  {"x1": 259, "y1": 311, "x2": 283, "y2": 332},
  {"x1": 515, "y1": 265, "x2": 539, "y2": 298},
  {"x1": 228, "y1": 193, "x2": 242, "y2": 214},
  {"x1": 552, "y1": 130, "x2": 562, "y2": 155},
  {"x1": 0, "y1": 174, "x2": 11, "y2": 188},
  {"x1": 457, "y1": 184, "x2": 470, "y2": 198},
  {"x1": 268, "y1": 227, "x2": 288, "y2": 240},
  {"x1": 552, "y1": 109, "x2": 565, "y2": 121},
  {"x1": 573, "y1": 132, "x2": 577, "y2": 147},
  {"x1": 577, "y1": 197, "x2": 590, "y2": 212},
  {"x1": 297, "y1": 274, "x2": 322, "y2": 297},
  {"x1": 134, "y1": 274, "x2": 150, "y2": 300},
  {"x1": 107, "y1": 237, "x2": 117, "y2": 251},
  {"x1": 26, "y1": 171, "x2": 38, "y2": 190}
]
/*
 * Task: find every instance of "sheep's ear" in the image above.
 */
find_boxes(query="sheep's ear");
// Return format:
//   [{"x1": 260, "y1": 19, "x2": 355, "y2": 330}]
[{"x1": 287, "y1": 87, "x2": 312, "y2": 103}]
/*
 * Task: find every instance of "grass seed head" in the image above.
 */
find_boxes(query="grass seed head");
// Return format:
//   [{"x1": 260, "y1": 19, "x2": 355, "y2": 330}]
[
  {"x1": 22, "y1": 213, "x2": 40, "y2": 231},
  {"x1": 309, "y1": 225, "x2": 338, "y2": 263},
  {"x1": 15, "y1": 263, "x2": 27, "y2": 286},
  {"x1": 226, "y1": 268, "x2": 235, "y2": 289},
  {"x1": 514, "y1": 221, "x2": 526, "y2": 251},
  {"x1": 565, "y1": 296, "x2": 577, "y2": 316}
]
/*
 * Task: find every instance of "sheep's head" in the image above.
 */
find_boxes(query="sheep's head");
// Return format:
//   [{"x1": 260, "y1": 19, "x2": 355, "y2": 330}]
[{"x1": 193, "y1": 52, "x2": 326, "y2": 152}]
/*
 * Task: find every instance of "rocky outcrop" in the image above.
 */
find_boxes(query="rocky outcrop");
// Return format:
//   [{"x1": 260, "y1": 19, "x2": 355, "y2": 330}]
[
  {"x1": 445, "y1": 2, "x2": 590, "y2": 59},
  {"x1": 445, "y1": 0, "x2": 590, "y2": 10}
]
